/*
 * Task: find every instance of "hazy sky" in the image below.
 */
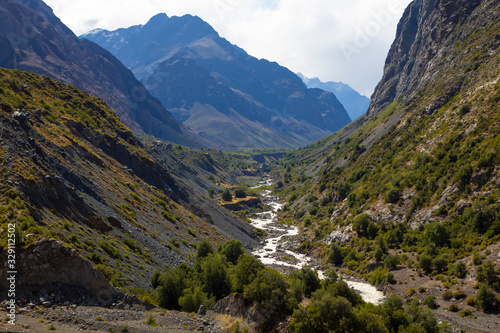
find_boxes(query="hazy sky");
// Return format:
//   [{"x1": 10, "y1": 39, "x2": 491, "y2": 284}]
[{"x1": 44, "y1": 0, "x2": 413, "y2": 97}]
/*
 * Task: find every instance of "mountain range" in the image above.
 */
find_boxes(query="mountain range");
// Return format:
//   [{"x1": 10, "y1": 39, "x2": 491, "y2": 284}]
[
  {"x1": 1, "y1": 0, "x2": 499, "y2": 330},
  {"x1": 297, "y1": 73, "x2": 370, "y2": 121},
  {"x1": 82, "y1": 14, "x2": 352, "y2": 149}
]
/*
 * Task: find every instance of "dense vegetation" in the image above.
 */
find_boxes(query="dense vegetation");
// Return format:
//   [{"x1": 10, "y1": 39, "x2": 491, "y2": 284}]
[{"x1": 151, "y1": 239, "x2": 449, "y2": 332}]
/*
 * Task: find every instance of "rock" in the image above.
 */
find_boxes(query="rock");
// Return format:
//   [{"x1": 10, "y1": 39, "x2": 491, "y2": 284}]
[
  {"x1": 197, "y1": 304, "x2": 206, "y2": 316},
  {"x1": 455, "y1": 200, "x2": 471, "y2": 215}
]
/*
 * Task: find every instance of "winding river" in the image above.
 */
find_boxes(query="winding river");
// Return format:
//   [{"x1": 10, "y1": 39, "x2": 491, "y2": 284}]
[{"x1": 250, "y1": 177, "x2": 385, "y2": 305}]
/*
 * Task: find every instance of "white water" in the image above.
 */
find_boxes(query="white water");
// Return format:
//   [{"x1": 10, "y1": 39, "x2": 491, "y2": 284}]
[{"x1": 250, "y1": 177, "x2": 385, "y2": 305}]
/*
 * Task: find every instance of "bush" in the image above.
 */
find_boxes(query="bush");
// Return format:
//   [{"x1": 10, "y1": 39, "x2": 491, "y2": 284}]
[
  {"x1": 465, "y1": 297, "x2": 476, "y2": 306},
  {"x1": 234, "y1": 187, "x2": 247, "y2": 198},
  {"x1": 458, "y1": 309, "x2": 474, "y2": 318},
  {"x1": 407, "y1": 288, "x2": 416, "y2": 297},
  {"x1": 178, "y1": 287, "x2": 212, "y2": 313},
  {"x1": 219, "y1": 239, "x2": 244, "y2": 265},
  {"x1": 329, "y1": 242, "x2": 344, "y2": 265},
  {"x1": 452, "y1": 261, "x2": 467, "y2": 278},
  {"x1": 290, "y1": 265, "x2": 321, "y2": 297},
  {"x1": 146, "y1": 313, "x2": 157, "y2": 326},
  {"x1": 442, "y1": 291, "x2": 453, "y2": 301},
  {"x1": 232, "y1": 254, "x2": 264, "y2": 292},
  {"x1": 100, "y1": 241, "x2": 122, "y2": 260},
  {"x1": 476, "y1": 284, "x2": 497, "y2": 310},
  {"x1": 244, "y1": 269, "x2": 294, "y2": 312},
  {"x1": 423, "y1": 296, "x2": 438, "y2": 309},
  {"x1": 157, "y1": 268, "x2": 186, "y2": 309},
  {"x1": 419, "y1": 254, "x2": 433, "y2": 274},
  {"x1": 448, "y1": 304, "x2": 460, "y2": 312},
  {"x1": 199, "y1": 254, "x2": 231, "y2": 300},
  {"x1": 452, "y1": 290, "x2": 466, "y2": 300},
  {"x1": 196, "y1": 238, "x2": 214, "y2": 260},
  {"x1": 386, "y1": 188, "x2": 401, "y2": 204},
  {"x1": 221, "y1": 188, "x2": 233, "y2": 201},
  {"x1": 384, "y1": 254, "x2": 400, "y2": 270},
  {"x1": 476, "y1": 260, "x2": 497, "y2": 285}
]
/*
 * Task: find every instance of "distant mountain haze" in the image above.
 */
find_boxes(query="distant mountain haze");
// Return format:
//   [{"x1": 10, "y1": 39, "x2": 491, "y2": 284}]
[
  {"x1": 297, "y1": 73, "x2": 370, "y2": 121},
  {"x1": 83, "y1": 14, "x2": 352, "y2": 148}
]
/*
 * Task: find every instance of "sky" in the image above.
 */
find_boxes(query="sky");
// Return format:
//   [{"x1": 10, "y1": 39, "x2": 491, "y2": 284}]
[{"x1": 44, "y1": 0, "x2": 413, "y2": 97}]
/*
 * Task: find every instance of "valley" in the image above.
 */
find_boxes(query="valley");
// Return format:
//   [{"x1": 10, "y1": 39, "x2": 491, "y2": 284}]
[{"x1": 1, "y1": 0, "x2": 500, "y2": 332}]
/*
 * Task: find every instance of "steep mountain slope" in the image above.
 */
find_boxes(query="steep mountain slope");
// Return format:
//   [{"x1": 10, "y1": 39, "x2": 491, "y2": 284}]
[
  {"x1": 0, "y1": 68, "x2": 259, "y2": 298},
  {"x1": 273, "y1": 0, "x2": 499, "y2": 330},
  {"x1": 83, "y1": 14, "x2": 351, "y2": 149},
  {"x1": 0, "y1": 0, "x2": 210, "y2": 148},
  {"x1": 298, "y1": 73, "x2": 370, "y2": 120}
]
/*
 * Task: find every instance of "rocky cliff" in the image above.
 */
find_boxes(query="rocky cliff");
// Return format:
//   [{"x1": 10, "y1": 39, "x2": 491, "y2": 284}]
[
  {"x1": 366, "y1": 0, "x2": 485, "y2": 117},
  {"x1": 0, "y1": 0, "x2": 211, "y2": 148}
]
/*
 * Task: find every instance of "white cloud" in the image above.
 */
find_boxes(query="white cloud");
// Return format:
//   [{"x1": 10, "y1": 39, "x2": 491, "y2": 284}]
[{"x1": 44, "y1": 0, "x2": 412, "y2": 96}]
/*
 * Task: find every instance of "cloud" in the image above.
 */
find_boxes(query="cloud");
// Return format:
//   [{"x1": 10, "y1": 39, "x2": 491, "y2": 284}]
[{"x1": 44, "y1": 0, "x2": 412, "y2": 96}]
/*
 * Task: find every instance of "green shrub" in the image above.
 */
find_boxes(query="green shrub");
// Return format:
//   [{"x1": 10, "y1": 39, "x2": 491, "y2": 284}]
[
  {"x1": 221, "y1": 188, "x2": 233, "y2": 201},
  {"x1": 234, "y1": 187, "x2": 247, "y2": 198},
  {"x1": 476, "y1": 284, "x2": 497, "y2": 310},
  {"x1": 407, "y1": 288, "x2": 416, "y2": 297},
  {"x1": 448, "y1": 304, "x2": 460, "y2": 312},
  {"x1": 219, "y1": 239, "x2": 244, "y2": 265},
  {"x1": 145, "y1": 313, "x2": 157, "y2": 326},
  {"x1": 423, "y1": 296, "x2": 438, "y2": 309},
  {"x1": 458, "y1": 309, "x2": 474, "y2": 318},
  {"x1": 442, "y1": 290, "x2": 453, "y2": 301},
  {"x1": 100, "y1": 241, "x2": 122, "y2": 260},
  {"x1": 196, "y1": 238, "x2": 214, "y2": 260},
  {"x1": 452, "y1": 290, "x2": 466, "y2": 300},
  {"x1": 328, "y1": 242, "x2": 344, "y2": 265},
  {"x1": 465, "y1": 297, "x2": 476, "y2": 306},
  {"x1": 452, "y1": 261, "x2": 467, "y2": 278}
]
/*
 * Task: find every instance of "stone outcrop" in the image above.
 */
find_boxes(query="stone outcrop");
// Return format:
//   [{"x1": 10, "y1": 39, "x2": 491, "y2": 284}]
[
  {"x1": 366, "y1": 0, "x2": 484, "y2": 118},
  {"x1": 0, "y1": 239, "x2": 122, "y2": 305}
]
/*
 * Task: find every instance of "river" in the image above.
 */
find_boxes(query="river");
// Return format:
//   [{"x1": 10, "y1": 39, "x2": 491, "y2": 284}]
[{"x1": 250, "y1": 176, "x2": 385, "y2": 305}]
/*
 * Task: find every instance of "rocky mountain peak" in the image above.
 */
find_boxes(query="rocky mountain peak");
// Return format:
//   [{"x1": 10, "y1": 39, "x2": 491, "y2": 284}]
[{"x1": 367, "y1": 0, "x2": 484, "y2": 118}]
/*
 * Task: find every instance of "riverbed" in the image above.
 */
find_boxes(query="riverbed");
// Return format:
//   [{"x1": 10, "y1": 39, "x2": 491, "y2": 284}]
[{"x1": 250, "y1": 177, "x2": 385, "y2": 305}]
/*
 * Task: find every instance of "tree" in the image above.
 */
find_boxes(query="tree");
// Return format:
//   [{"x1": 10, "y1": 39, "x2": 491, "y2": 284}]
[
  {"x1": 234, "y1": 187, "x2": 247, "y2": 198},
  {"x1": 200, "y1": 253, "x2": 231, "y2": 299},
  {"x1": 418, "y1": 254, "x2": 433, "y2": 274},
  {"x1": 384, "y1": 254, "x2": 400, "y2": 270},
  {"x1": 178, "y1": 286, "x2": 212, "y2": 313},
  {"x1": 221, "y1": 188, "x2": 232, "y2": 201},
  {"x1": 289, "y1": 292, "x2": 356, "y2": 333},
  {"x1": 232, "y1": 253, "x2": 264, "y2": 292},
  {"x1": 329, "y1": 242, "x2": 344, "y2": 265},
  {"x1": 244, "y1": 269, "x2": 292, "y2": 312},
  {"x1": 219, "y1": 239, "x2": 244, "y2": 265},
  {"x1": 476, "y1": 284, "x2": 497, "y2": 310},
  {"x1": 157, "y1": 268, "x2": 186, "y2": 309},
  {"x1": 476, "y1": 260, "x2": 497, "y2": 286},
  {"x1": 196, "y1": 238, "x2": 214, "y2": 260},
  {"x1": 290, "y1": 265, "x2": 321, "y2": 297}
]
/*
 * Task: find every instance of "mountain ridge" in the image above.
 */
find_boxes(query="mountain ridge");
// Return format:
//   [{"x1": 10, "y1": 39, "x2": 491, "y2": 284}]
[
  {"x1": 297, "y1": 73, "x2": 370, "y2": 120},
  {"x1": 0, "y1": 0, "x2": 214, "y2": 148},
  {"x1": 83, "y1": 14, "x2": 352, "y2": 149}
]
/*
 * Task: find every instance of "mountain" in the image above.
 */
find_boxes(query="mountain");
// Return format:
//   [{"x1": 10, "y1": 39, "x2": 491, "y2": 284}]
[
  {"x1": 273, "y1": 0, "x2": 500, "y2": 330},
  {"x1": 0, "y1": 67, "x2": 259, "y2": 301},
  {"x1": 297, "y1": 73, "x2": 370, "y2": 120},
  {"x1": 0, "y1": 0, "x2": 211, "y2": 148},
  {"x1": 82, "y1": 14, "x2": 351, "y2": 149}
]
